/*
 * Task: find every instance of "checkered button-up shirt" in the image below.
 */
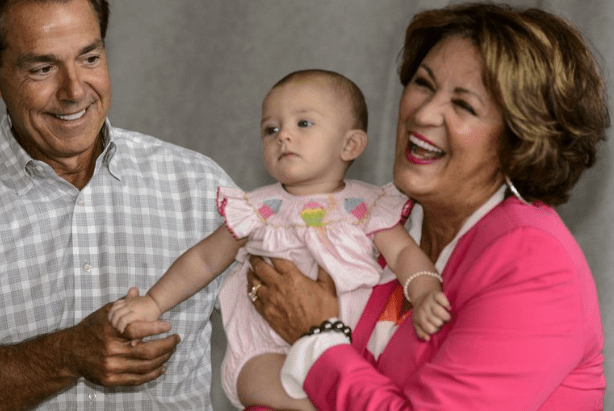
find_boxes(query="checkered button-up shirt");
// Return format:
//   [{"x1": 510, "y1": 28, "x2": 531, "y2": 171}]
[{"x1": 0, "y1": 115, "x2": 234, "y2": 410}]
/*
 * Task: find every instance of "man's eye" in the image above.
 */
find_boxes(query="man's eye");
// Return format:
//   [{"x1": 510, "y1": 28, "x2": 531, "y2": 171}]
[
  {"x1": 298, "y1": 120, "x2": 313, "y2": 128},
  {"x1": 85, "y1": 55, "x2": 100, "y2": 65},
  {"x1": 31, "y1": 65, "x2": 53, "y2": 76}
]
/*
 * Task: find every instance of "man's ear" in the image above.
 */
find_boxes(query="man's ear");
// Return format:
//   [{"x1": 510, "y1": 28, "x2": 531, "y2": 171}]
[{"x1": 340, "y1": 129, "x2": 368, "y2": 162}]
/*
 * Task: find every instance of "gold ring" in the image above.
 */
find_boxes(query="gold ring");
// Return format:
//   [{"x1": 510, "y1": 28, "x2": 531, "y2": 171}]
[{"x1": 248, "y1": 282, "x2": 262, "y2": 302}]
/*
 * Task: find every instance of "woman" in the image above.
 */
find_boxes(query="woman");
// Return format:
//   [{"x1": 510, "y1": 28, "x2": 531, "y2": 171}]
[{"x1": 245, "y1": 3, "x2": 608, "y2": 410}]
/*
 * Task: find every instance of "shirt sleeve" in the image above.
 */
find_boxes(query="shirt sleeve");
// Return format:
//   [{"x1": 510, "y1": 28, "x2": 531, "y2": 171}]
[
  {"x1": 216, "y1": 186, "x2": 262, "y2": 239},
  {"x1": 303, "y1": 227, "x2": 592, "y2": 410},
  {"x1": 363, "y1": 183, "x2": 411, "y2": 237},
  {"x1": 280, "y1": 318, "x2": 351, "y2": 399}
]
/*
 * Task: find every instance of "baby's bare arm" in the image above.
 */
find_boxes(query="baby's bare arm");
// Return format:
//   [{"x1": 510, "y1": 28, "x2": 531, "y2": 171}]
[
  {"x1": 147, "y1": 224, "x2": 246, "y2": 314},
  {"x1": 373, "y1": 224, "x2": 437, "y2": 285},
  {"x1": 108, "y1": 225, "x2": 245, "y2": 334},
  {"x1": 374, "y1": 225, "x2": 451, "y2": 339}
]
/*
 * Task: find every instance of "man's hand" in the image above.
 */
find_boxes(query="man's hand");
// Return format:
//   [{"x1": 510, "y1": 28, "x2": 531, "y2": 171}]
[
  {"x1": 0, "y1": 287, "x2": 180, "y2": 411},
  {"x1": 65, "y1": 288, "x2": 180, "y2": 386},
  {"x1": 247, "y1": 256, "x2": 339, "y2": 344}
]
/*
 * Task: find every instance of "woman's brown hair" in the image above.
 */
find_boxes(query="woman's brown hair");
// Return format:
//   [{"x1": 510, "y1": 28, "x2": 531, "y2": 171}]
[{"x1": 399, "y1": 2, "x2": 609, "y2": 205}]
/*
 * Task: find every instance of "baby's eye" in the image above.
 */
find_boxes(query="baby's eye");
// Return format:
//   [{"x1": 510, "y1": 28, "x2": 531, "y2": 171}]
[
  {"x1": 298, "y1": 120, "x2": 313, "y2": 128},
  {"x1": 264, "y1": 126, "x2": 279, "y2": 135}
]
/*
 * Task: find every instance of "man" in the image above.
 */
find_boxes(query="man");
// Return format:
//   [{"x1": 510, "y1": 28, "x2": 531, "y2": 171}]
[{"x1": 0, "y1": 0, "x2": 233, "y2": 409}]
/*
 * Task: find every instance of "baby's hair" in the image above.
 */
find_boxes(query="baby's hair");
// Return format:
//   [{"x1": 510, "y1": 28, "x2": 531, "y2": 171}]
[{"x1": 271, "y1": 69, "x2": 368, "y2": 133}]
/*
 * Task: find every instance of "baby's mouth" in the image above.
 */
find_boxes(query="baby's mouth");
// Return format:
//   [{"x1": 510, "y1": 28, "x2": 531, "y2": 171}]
[
  {"x1": 408, "y1": 134, "x2": 445, "y2": 160},
  {"x1": 279, "y1": 151, "x2": 297, "y2": 160}
]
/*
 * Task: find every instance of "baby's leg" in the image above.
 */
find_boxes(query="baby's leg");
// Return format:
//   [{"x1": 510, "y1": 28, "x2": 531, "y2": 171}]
[{"x1": 237, "y1": 353, "x2": 316, "y2": 411}]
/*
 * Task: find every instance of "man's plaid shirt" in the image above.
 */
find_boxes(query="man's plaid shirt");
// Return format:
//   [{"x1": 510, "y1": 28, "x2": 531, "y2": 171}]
[{"x1": 0, "y1": 116, "x2": 234, "y2": 410}]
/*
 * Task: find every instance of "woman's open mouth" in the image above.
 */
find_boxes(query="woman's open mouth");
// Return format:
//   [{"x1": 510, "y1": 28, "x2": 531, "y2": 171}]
[
  {"x1": 404, "y1": 133, "x2": 445, "y2": 165},
  {"x1": 409, "y1": 134, "x2": 444, "y2": 159},
  {"x1": 406, "y1": 133, "x2": 445, "y2": 164}
]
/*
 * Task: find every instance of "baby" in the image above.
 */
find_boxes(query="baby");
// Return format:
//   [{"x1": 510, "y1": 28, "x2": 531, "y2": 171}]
[{"x1": 109, "y1": 69, "x2": 450, "y2": 410}]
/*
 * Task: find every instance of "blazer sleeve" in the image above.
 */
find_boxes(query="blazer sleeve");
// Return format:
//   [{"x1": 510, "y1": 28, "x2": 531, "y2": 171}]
[{"x1": 304, "y1": 226, "x2": 595, "y2": 410}]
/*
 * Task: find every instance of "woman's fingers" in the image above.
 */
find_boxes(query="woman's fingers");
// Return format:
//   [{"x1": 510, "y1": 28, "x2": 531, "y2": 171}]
[
  {"x1": 249, "y1": 255, "x2": 282, "y2": 285},
  {"x1": 316, "y1": 265, "x2": 338, "y2": 296}
]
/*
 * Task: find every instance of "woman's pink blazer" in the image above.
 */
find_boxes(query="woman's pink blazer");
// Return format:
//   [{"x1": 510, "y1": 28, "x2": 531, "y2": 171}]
[{"x1": 304, "y1": 197, "x2": 605, "y2": 410}]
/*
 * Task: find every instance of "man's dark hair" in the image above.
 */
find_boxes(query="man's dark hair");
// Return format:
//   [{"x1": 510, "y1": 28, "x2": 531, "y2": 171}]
[{"x1": 0, "y1": 0, "x2": 110, "y2": 66}]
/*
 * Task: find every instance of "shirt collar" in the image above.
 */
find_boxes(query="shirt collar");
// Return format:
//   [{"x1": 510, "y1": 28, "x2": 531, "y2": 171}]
[
  {"x1": 99, "y1": 119, "x2": 122, "y2": 181},
  {"x1": 408, "y1": 184, "x2": 507, "y2": 272},
  {"x1": 0, "y1": 114, "x2": 120, "y2": 195}
]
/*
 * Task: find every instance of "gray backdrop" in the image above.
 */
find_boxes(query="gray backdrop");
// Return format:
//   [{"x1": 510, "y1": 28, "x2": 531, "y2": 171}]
[{"x1": 25, "y1": 0, "x2": 614, "y2": 409}]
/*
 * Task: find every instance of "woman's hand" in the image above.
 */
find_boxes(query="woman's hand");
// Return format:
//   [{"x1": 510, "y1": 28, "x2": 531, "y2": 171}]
[{"x1": 247, "y1": 256, "x2": 339, "y2": 344}]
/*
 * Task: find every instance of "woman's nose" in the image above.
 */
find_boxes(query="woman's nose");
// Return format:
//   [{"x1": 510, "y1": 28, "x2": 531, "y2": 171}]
[{"x1": 411, "y1": 94, "x2": 445, "y2": 127}]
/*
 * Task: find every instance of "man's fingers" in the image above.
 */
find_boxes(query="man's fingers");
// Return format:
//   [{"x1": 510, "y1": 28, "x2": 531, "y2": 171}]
[
  {"x1": 124, "y1": 320, "x2": 173, "y2": 340},
  {"x1": 116, "y1": 366, "x2": 167, "y2": 387},
  {"x1": 102, "y1": 359, "x2": 168, "y2": 386}
]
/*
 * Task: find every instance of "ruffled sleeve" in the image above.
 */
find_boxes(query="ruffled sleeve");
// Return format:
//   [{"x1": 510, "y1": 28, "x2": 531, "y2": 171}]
[
  {"x1": 363, "y1": 183, "x2": 412, "y2": 237},
  {"x1": 217, "y1": 186, "x2": 265, "y2": 240}
]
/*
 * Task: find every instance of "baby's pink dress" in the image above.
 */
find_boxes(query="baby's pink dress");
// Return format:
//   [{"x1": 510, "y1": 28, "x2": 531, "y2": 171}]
[{"x1": 216, "y1": 180, "x2": 409, "y2": 407}]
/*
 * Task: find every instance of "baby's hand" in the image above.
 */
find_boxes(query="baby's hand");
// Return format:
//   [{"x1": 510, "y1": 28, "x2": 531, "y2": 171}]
[
  {"x1": 108, "y1": 287, "x2": 162, "y2": 333},
  {"x1": 411, "y1": 291, "x2": 451, "y2": 341}
]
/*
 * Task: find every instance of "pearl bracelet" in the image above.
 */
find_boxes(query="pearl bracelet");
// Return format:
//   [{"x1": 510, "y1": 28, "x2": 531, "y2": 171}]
[
  {"x1": 403, "y1": 271, "x2": 443, "y2": 303},
  {"x1": 303, "y1": 319, "x2": 352, "y2": 343}
]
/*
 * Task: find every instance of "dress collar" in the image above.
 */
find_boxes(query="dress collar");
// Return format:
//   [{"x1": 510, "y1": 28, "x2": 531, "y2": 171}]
[{"x1": 408, "y1": 185, "x2": 507, "y2": 272}]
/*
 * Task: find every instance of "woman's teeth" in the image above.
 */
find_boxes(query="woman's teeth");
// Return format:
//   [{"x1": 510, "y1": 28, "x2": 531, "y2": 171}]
[
  {"x1": 409, "y1": 135, "x2": 444, "y2": 159},
  {"x1": 55, "y1": 109, "x2": 86, "y2": 121}
]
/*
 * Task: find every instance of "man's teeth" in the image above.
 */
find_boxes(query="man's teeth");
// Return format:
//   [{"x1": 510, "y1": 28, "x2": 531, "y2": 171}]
[
  {"x1": 55, "y1": 109, "x2": 86, "y2": 121},
  {"x1": 409, "y1": 135, "x2": 444, "y2": 156}
]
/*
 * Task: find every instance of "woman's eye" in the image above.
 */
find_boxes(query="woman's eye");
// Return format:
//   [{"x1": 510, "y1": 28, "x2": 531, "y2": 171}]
[
  {"x1": 412, "y1": 76, "x2": 433, "y2": 90},
  {"x1": 298, "y1": 120, "x2": 313, "y2": 128},
  {"x1": 453, "y1": 99, "x2": 477, "y2": 115}
]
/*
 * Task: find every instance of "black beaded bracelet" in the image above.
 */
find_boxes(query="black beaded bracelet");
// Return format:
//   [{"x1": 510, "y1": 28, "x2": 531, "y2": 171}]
[{"x1": 303, "y1": 319, "x2": 352, "y2": 343}]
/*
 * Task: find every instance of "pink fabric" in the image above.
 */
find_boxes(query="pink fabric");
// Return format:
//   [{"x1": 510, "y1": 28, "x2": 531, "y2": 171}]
[
  {"x1": 216, "y1": 180, "x2": 409, "y2": 406},
  {"x1": 304, "y1": 197, "x2": 605, "y2": 410}
]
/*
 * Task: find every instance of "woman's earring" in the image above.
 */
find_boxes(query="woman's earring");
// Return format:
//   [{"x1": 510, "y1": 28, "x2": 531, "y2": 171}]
[{"x1": 505, "y1": 175, "x2": 530, "y2": 205}]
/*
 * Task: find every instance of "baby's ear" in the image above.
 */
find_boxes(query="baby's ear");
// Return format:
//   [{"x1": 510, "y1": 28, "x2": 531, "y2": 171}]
[{"x1": 341, "y1": 129, "x2": 368, "y2": 162}]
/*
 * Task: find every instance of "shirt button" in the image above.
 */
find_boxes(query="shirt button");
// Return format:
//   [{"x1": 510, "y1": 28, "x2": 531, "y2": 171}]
[
  {"x1": 88, "y1": 393, "x2": 96, "y2": 401},
  {"x1": 77, "y1": 198, "x2": 85, "y2": 206},
  {"x1": 83, "y1": 263, "x2": 92, "y2": 272}
]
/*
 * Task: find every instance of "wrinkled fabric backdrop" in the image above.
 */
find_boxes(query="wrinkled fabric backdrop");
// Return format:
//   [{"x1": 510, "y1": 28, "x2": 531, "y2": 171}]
[{"x1": 9, "y1": 1, "x2": 610, "y2": 409}]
